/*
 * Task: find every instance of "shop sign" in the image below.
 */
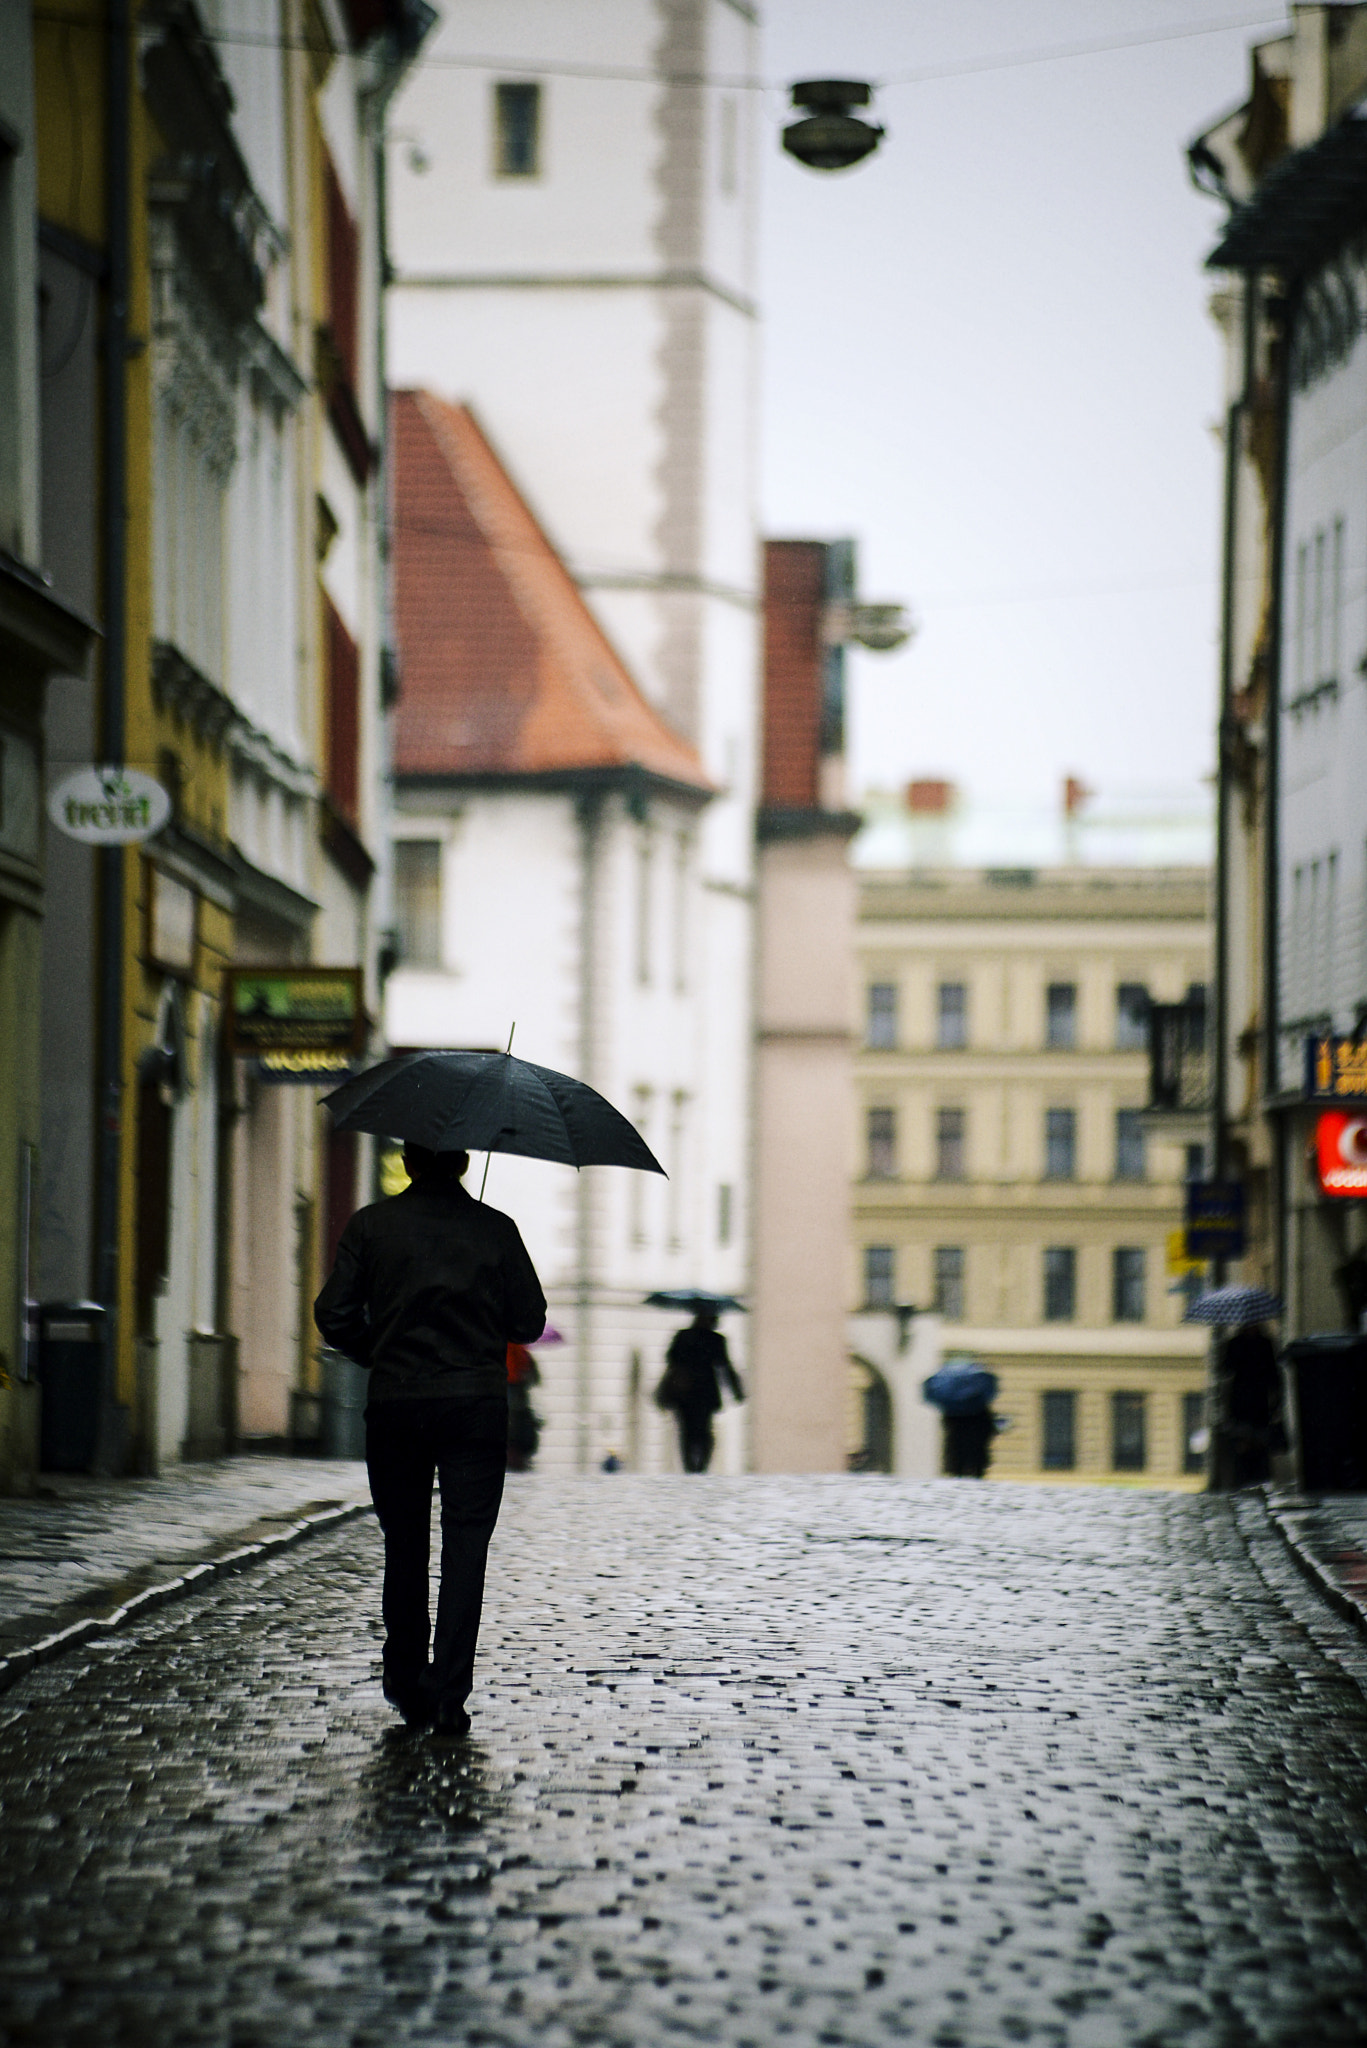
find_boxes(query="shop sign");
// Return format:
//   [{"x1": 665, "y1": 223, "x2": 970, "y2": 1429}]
[
  {"x1": 48, "y1": 766, "x2": 170, "y2": 844},
  {"x1": 1165, "y1": 1228, "x2": 1204, "y2": 1277},
  {"x1": 1316, "y1": 1110, "x2": 1367, "y2": 1197},
  {"x1": 1184, "y1": 1181, "x2": 1246, "y2": 1258},
  {"x1": 251, "y1": 1049, "x2": 362, "y2": 1085},
  {"x1": 1305, "y1": 1032, "x2": 1367, "y2": 1104},
  {"x1": 224, "y1": 966, "x2": 365, "y2": 1057}
]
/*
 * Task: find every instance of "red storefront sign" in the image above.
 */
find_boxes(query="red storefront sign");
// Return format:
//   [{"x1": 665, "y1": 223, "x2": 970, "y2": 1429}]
[{"x1": 1316, "y1": 1110, "x2": 1367, "y2": 1196}]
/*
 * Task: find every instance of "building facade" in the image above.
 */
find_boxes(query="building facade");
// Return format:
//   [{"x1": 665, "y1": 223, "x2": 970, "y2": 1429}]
[
  {"x1": 20, "y1": 0, "x2": 423, "y2": 1483},
  {"x1": 751, "y1": 539, "x2": 907, "y2": 1471},
  {"x1": 386, "y1": 392, "x2": 728, "y2": 1473},
  {"x1": 384, "y1": 0, "x2": 760, "y2": 1456},
  {"x1": 854, "y1": 861, "x2": 1211, "y2": 1486},
  {"x1": 1193, "y1": 4, "x2": 1367, "y2": 1342}
]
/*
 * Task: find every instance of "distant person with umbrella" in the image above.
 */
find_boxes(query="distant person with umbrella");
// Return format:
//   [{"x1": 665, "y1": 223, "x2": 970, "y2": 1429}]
[
  {"x1": 317, "y1": 1046, "x2": 663, "y2": 1734},
  {"x1": 1185, "y1": 1283, "x2": 1285, "y2": 1489},
  {"x1": 923, "y1": 1358, "x2": 1000, "y2": 1479},
  {"x1": 650, "y1": 1292, "x2": 744, "y2": 1472}
]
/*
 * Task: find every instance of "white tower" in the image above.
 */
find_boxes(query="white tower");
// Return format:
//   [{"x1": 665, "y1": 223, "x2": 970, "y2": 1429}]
[{"x1": 386, "y1": 1, "x2": 760, "y2": 1467}]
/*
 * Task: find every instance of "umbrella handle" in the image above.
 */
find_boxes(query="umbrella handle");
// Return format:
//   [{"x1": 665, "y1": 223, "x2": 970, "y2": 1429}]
[{"x1": 478, "y1": 1024, "x2": 517, "y2": 1202}]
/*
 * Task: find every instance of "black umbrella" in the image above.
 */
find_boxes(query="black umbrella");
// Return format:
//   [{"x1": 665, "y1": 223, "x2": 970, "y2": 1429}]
[
  {"x1": 645, "y1": 1289, "x2": 746, "y2": 1313},
  {"x1": 322, "y1": 1050, "x2": 665, "y2": 1174}
]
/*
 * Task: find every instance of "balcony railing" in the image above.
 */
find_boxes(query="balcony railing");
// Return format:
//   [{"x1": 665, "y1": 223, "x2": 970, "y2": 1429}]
[{"x1": 1147, "y1": 997, "x2": 1211, "y2": 1116}]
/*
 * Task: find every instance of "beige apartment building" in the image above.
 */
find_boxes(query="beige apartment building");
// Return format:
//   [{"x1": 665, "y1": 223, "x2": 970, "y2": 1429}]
[{"x1": 854, "y1": 862, "x2": 1211, "y2": 1486}]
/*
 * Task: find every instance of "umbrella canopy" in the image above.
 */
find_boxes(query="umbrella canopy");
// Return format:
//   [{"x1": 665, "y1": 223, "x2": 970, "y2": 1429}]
[
  {"x1": 922, "y1": 1360, "x2": 999, "y2": 1416},
  {"x1": 322, "y1": 1050, "x2": 665, "y2": 1174},
  {"x1": 645, "y1": 1289, "x2": 747, "y2": 1314},
  {"x1": 1184, "y1": 1283, "x2": 1284, "y2": 1326}
]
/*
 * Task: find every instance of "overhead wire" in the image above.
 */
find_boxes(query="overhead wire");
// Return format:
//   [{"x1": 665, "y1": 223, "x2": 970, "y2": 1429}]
[{"x1": 30, "y1": 5, "x2": 1289, "y2": 92}]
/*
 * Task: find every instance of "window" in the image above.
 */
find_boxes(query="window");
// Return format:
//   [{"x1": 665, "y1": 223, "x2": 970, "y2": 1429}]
[
  {"x1": 324, "y1": 152, "x2": 359, "y2": 392},
  {"x1": 494, "y1": 82, "x2": 541, "y2": 176},
  {"x1": 866, "y1": 1107, "x2": 896, "y2": 1179},
  {"x1": 1041, "y1": 1390, "x2": 1076, "y2": 1471},
  {"x1": 1046, "y1": 982, "x2": 1077, "y2": 1049},
  {"x1": 1111, "y1": 1391, "x2": 1146, "y2": 1472},
  {"x1": 1116, "y1": 982, "x2": 1150, "y2": 1051},
  {"x1": 1183, "y1": 1391, "x2": 1207, "y2": 1475},
  {"x1": 1184, "y1": 1142, "x2": 1207, "y2": 1184},
  {"x1": 1113, "y1": 1246, "x2": 1146, "y2": 1323},
  {"x1": 1115, "y1": 1109, "x2": 1146, "y2": 1182},
  {"x1": 937, "y1": 981, "x2": 968, "y2": 1049},
  {"x1": 1331, "y1": 517, "x2": 1344, "y2": 681},
  {"x1": 672, "y1": 832, "x2": 690, "y2": 992},
  {"x1": 864, "y1": 1245, "x2": 894, "y2": 1308},
  {"x1": 867, "y1": 982, "x2": 897, "y2": 1049},
  {"x1": 630, "y1": 1088, "x2": 652, "y2": 1244},
  {"x1": 635, "y1": 832, "x2": 653, "y2": 987},
  {"x1": 667, "y1": 1092, "x2": 686, "y2": 1247},
  {"x1": 717, "y1": 1182, "x2": 733, "y2": 1247},
  {"x1": 719, "y1": 93, "x2": 739, "y2": 195},
  {"x1": 1044, "y1": 1107, "x2": 1076, "y2": 1180},
  {"x1": 933, "y1": 1246, "x2": 964, "y2": 1321},
  {"x1": 324, "y1": 593, "x2": 360, "y2": 824},
  {"x1": 1043, "y1": 1246, "x2": 1075, "y2": 1322},
  {"x1": 935, "y1": 1107, "x2": 965, "y2": 1181},
  {"x1": 394, "y1": 840, "x2": 441, "y2": 967}
]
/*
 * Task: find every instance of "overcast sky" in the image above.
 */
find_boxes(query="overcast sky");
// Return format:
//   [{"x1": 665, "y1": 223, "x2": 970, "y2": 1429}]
[{"x1": 758, "y1": 0, "x2": 1287, "y2": 806}]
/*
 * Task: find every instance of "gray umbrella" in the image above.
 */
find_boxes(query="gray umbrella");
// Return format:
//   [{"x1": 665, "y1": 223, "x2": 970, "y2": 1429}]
[
  {"x1": 322, "y1": 1050, "x2": 665, "y2": 1174},
  {"x1": 1183, "y1": 1283, "x2": 1283, "y2": 1325},
  {"x1": 645, "y1": 1290, "x2": 746, "y2": 1313}
]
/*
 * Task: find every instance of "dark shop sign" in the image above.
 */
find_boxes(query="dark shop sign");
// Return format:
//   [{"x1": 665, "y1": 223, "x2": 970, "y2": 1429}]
[
  {"x1": 1184, "y1": 1181, "x2": 1246, "y2": 1259},
  {"x1": 1305, "y1": 1032, "x2": 1367, "y2": 1105}
]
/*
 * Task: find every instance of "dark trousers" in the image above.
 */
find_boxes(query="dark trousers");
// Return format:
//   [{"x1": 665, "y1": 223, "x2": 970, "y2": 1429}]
[
  {"x1": 677, "y1": 1406, "x2": 716, "y2": 1473},
  {"x1": 365, "y1": 1395, "x2": 507, "y2": 1714}
]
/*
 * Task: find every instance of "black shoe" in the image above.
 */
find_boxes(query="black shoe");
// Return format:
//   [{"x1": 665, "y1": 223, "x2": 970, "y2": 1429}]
[
  {"x1": 431, "y1": 1703, "x2": 471, "y2": 1740},
  {"x1": 384, "y1": 1673, "x2": 436, "y2": 1729}
]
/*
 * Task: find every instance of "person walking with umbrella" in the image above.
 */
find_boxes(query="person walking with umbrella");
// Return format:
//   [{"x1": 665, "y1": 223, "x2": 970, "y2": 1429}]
[
  {"x1": 652, "y1": 1294, "x2": 744, "y2": 1472},
  {"x1": 922, "y1": 1358, "x2": 1000, "y2": 1479},
  {"x1": 316, "y1": 1046, "x2": 663, "y2": 1733},
  {"x1": 315, "y1": 1143, "x2": 546, "y2": 1735}
]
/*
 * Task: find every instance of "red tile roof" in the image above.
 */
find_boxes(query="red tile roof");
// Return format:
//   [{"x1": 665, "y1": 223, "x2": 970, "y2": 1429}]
[{"x1": 391, "y1": 391, "x2": 711, "y2": 793}]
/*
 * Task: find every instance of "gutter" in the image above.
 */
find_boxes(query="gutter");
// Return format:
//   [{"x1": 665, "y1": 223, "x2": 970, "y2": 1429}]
[{"x1": 1263, "y1": 277, "x2": 1299, "y2": 1312}]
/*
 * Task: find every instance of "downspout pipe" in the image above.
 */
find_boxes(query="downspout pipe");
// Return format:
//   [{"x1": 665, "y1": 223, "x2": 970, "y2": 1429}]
[
  {"x1": 1211, "y1": 277, "x2": 1257, "y2": 1273},
  {"x1": 575, "y1": 790, "x2": 602, "y2": 1474},
  {"x1": 96, "y1": 0, "x2": 131, "y2": 1376},
  {"x1": 1263, "y1": 275, "x2": 1299, "y2": 1312}
]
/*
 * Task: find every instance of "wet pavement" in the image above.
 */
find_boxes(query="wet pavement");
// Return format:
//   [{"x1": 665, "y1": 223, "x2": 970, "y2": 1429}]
[
  {"x1": 3, "y1": 1477, "x2": 1367, "y2": 2047},
  {"x1": 0, "y1": 1459, "x2": 370, "y2": 1664}
]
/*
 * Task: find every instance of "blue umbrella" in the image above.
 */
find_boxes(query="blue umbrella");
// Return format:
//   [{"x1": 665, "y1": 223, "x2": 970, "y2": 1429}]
[
  {"x1": 922, "y1": 1359, "x2": 998, "y2": 1416},
  {"x1": 1183, "y1": 1284, "x2": 1283, "y2": 1326}
]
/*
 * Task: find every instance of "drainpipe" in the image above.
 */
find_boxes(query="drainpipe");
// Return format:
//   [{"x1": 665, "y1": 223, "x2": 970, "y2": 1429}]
[
  {"x1": 1211, "y1": 278, "x2": 1257, "y2": 1274},
  {"x1": 575, "y1": 789, "x2": 603, "y2": 1474},
  {"x1": 1263, "y1": 276, "x2": 1299, "y2": 1313},
  {"x1": 95, "y1": 0, "x2": 130, "y2": 1373}
]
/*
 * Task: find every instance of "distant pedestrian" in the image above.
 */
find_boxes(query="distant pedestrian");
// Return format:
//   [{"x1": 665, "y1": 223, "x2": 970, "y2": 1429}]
[
  {"x1": 314, "y1": 1144, "x2": 545, "y2": 1737},
  {"x1": 506, "y1": 1341, "x2": 542, "y2": 1472},
  {"x1": 655, "y1": 1310, "x2": 743, "y2": 1472},
  {"x1": 1219, "y1": 1321, "x2": 1284, "y2": 1488},
  {"x1": 942, "y1": 1405, "x2": 995, "y2": 1479}
]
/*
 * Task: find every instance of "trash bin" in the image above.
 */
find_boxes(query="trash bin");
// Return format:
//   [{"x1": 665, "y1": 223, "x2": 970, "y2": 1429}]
[
  {"x1": 36, "y1": 1302, "x2": 107, "y2": 1473},
  {"x1": 319, "y1": 1347, "x2": 368, "y2": 1460},
  {"x1": 1283, "y1": 1333, "x2": 1367, "y2": 1492}
]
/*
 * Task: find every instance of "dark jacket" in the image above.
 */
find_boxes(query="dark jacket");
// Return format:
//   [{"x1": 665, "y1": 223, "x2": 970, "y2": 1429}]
[
  {"x1": 664, "y1": 1324, "x2": 743, "y2": 1415},
  {"x1": 314, "y1": 1181, "x2": 546, "y2": 1404}
]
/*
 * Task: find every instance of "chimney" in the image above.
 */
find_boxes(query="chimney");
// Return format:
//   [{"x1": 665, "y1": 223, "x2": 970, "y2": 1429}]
[{"x1": 906, "y1": 778, "x2": 955, "y2": 815}]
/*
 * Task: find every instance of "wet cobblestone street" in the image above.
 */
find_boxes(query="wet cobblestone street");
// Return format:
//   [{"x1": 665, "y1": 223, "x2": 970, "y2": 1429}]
[{"x1": 3, "y1": 1477, "x2": 1367, "y2": 2047}]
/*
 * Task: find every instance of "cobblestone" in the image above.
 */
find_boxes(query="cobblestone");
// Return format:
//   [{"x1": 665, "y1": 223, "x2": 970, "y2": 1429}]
[
  {"x1": 0, "y1": 1460, "x2": 370, "y2": 1657},
  {"x1": 3, "y1": 1477, "x2": 1367, "y2": 2046}
]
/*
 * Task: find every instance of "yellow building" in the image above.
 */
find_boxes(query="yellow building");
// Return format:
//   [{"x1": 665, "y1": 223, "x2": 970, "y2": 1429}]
[
  {"x1": 854, "y1": 857, "x2": 1212, "y2": 1487},
  {"x1": 22, "y1": 1, "x2": 426, "y2": 1484}
]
